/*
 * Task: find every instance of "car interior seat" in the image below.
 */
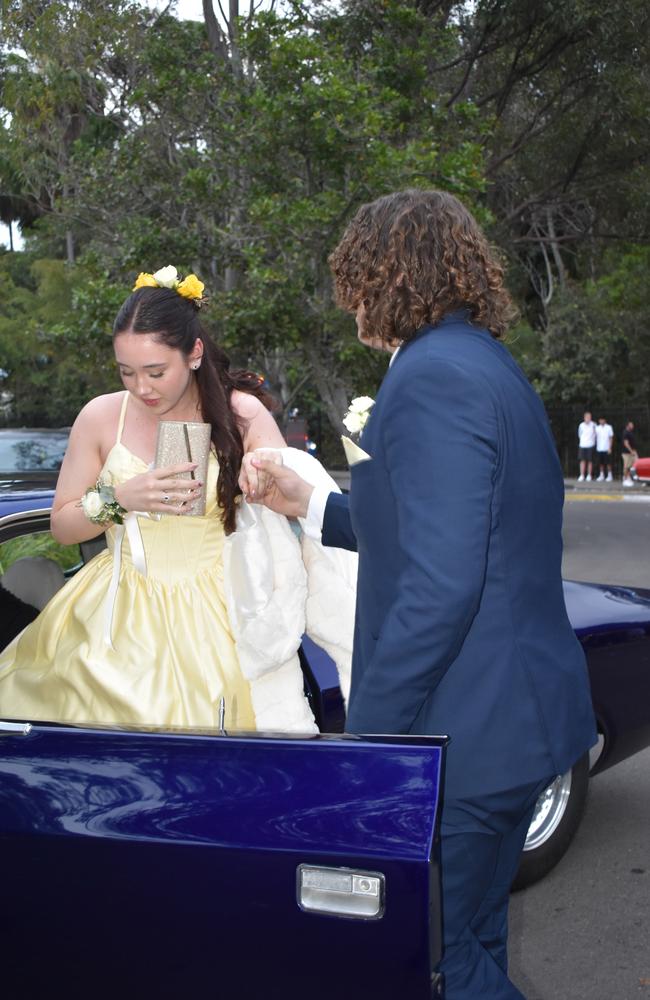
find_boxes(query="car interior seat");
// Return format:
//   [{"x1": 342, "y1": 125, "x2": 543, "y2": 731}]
[
  {"x1": 1, "y1": 556, "x2": 66, "y2": 611},
  {"x1": 80, "y1": 536, "x2": 107, "y2": 563}
]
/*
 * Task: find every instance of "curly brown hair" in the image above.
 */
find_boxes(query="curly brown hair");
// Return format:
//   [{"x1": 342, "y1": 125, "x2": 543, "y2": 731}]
[{"x1": 328, "y1": 189, "x2": 516, "y2": 342}]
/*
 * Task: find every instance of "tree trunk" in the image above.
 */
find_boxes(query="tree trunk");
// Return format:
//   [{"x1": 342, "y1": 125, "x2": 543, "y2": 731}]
[
  {"x1": 229, "y1": 0, "x2": 243, "y2": 78},
  {"x1": 304, "y1": 343, "x2": 352, "y2": 435},
  {"x1": 202, "y1": 0, "x2": 229, "y2": 61},
  {"x1": 547, "y1": 208, "x2": 566, "y2": 288},
  {"x1": 65, "y1": 229, "x2": 75, "y2": 264}
]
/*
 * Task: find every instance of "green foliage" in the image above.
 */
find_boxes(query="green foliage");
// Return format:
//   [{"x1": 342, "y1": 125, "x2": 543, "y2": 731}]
[
  {"x1": 0, "y1": 532, "x2": 81, "y2": 575},
  {"x1": 0, "y1": 251, "x2": 121, "y2": 424},
  {"x1": 0, "y1": 0, "x2": 648, "y2": 428},
  {"x1": 515, "y1": 245, "x2": 650, "y2": 405}
]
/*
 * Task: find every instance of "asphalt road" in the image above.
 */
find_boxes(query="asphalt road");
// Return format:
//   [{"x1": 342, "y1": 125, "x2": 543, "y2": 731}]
[
  {"x1": 509, "y1": 494, "x2": 650, "y2": 1000},
  {"x1": 510, "y1": 747, "x2": 650, "y2": 999},
  {"x1": 562, "y1": 494, "x2": 650, "y2": 589}
]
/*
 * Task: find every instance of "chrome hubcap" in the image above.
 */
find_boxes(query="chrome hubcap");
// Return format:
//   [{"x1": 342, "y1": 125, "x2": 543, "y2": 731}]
[{"x1": 524, "y1": 770, "x2": 572, "y2": 851}]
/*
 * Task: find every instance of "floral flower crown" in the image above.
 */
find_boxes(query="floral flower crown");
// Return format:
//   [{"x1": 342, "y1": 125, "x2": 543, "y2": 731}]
[{"x1": 133, "y1": 265, "x2": 205, "y2": 306}]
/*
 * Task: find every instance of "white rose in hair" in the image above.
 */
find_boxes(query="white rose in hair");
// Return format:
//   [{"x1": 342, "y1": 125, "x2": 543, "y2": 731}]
[
  {"x1": 82, "y1": 491, "x2": 104, "y2": 518},
  {"x1": 152, "y1": 265, "x2": 178, "y2": 288}
]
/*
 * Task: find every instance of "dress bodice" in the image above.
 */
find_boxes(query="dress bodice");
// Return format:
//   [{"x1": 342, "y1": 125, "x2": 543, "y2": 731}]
[{"x1": 98, "y1": 411, "x2": 224, "y2": 585}]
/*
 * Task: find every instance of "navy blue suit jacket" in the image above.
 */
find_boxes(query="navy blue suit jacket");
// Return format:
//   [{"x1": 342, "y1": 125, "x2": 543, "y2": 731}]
[{"x1": 324, "y1": 313, "x2": 596, "y2": 799}]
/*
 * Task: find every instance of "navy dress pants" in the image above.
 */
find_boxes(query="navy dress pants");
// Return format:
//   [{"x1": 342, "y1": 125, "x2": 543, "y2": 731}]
[{"x1": 437, "y1": 777, "x2": 552, "y2": 999}]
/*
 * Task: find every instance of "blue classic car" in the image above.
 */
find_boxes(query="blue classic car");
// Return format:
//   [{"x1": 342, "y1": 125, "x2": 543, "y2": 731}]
[{"x1": 1, "y1": 488, "x2": 649, "y2": 996}]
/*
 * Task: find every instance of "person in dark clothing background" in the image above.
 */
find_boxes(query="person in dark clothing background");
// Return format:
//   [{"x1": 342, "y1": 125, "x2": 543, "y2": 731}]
[{"x1": 622, "y1": 420, "x2": 639, "y2": 486}]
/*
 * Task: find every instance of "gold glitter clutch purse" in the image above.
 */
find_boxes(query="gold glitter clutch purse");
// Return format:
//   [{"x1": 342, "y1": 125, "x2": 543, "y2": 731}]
[{"x1": 154, "y1": 421, "x2": 211, "y2": 516}]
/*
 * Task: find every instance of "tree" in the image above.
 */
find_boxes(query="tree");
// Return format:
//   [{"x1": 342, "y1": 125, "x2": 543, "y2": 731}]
[
  {"x1": 434, "y1": 0, "x2": 650, "y2": 322},
  {"x1": 1, "y1": 0, "x2": 648, "y2": 434},
  {"x1": 1, "y1": 1, "x2": 488, "y2": 438},
  {"x1": 515, "y1": 245, "x2": 650, "y2": 406},
  {"x1": 0, "y1": 250, "x2": 125, "y2": 424}
]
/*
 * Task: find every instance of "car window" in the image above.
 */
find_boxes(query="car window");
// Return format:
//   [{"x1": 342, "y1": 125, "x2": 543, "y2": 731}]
[
  {"x1": 0, "y1": 431, "x2": 69, "y2": 472},
  {"x1": 1, "y1": 529, "x2": 82, "y2": 653}
]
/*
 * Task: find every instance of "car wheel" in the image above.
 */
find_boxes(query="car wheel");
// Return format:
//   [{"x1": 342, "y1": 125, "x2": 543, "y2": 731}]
[{"x1": 511, "y1": 751, "x2": 590, "y2": 891}]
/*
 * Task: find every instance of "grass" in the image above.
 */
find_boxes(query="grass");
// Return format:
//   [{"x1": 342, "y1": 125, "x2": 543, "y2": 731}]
[{"x1": 0, "y1": 532, "x2": 81, "y2": 576}]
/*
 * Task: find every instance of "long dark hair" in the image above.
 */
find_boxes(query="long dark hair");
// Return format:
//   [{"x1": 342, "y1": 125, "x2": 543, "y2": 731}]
[
  {"x1": 329, "y1": 189, "x2": 516, "y2": 342},
  {"x1": 113, "y1": 286, "x2": 269, "y2": 534}
]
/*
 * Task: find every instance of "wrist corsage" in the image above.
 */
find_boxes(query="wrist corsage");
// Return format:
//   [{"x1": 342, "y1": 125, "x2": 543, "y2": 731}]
[{"x1": 80, "y1": 480, "x2": 127, "y2": 525}]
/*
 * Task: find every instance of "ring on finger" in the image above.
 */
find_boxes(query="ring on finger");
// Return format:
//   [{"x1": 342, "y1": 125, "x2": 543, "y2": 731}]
[{"x1": 162, "y1": 493, "x2": 171, "y2": 504}]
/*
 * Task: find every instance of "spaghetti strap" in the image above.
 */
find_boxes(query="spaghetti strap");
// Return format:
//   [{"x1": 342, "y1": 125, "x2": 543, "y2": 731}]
[{"x1": 116, "y1": 391, "x2": 129, "y2": 444}]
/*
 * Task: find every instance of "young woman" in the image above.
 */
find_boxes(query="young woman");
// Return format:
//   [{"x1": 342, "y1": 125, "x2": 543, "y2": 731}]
[{"x1": 0, "y1": 268, "x2": 286, "y2": 729}]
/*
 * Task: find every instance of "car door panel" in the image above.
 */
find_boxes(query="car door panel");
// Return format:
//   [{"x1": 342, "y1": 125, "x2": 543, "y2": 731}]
[{"x1": 0, "y1": 724, "x2": 445, "y2": 999}]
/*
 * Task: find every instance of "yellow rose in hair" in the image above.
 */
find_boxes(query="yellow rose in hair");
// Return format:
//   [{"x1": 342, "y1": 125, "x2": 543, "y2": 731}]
[
  {"x1": 177, "y1": 274, "x2": 205, "y2": 301},
  {"x1": 133, "y1": 272, "x2": 158, "y2": 290}
]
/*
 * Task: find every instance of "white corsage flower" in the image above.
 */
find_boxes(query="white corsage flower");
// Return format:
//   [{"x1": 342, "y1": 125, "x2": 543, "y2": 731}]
[
  {"x1": 79, "y1": 480, "x2": 126, "y2": 525},
  {"x1": 152, "y1": 265, "x2": 179, "y2": 289},
  {"x1": 342, "y1": 396, "x2": 375, "y2": 436},
  {"x1": 81, "y1": 490, "x2": 104, "y2": 518}
]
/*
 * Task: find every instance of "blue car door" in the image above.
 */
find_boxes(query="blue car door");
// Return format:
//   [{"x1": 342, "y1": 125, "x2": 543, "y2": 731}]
[{"x1": 0, "y1": 721, "x2": 445, "y2": 999}]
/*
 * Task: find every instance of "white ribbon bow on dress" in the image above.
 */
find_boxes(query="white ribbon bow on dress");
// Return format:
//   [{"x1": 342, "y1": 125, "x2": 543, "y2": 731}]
[{"x1": 103, "y1": 511, "x2": 156, "y2": 648}]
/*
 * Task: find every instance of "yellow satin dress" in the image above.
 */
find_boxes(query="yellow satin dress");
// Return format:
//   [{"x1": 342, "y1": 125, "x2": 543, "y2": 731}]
[{"x1": 0, "y1": 393, "x2": 256, "y2": 730}]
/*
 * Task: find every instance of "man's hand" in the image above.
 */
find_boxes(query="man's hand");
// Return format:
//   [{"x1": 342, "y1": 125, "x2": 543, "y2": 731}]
[
  {"x1": 239, "y1": 448, "x2": 283, "y2": 501},
  {"x1": 239, "y1": 454, "x2": 314, "y2": 518}
]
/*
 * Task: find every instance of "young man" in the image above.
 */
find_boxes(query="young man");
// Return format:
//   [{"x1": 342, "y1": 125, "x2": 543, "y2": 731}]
[
  {"x1": 595, "y1": 417, "x2": 614, "y2": 481},
  {"x1": 577, "y1": 411, "x2": 596, "y2": 482},
  {"x1": 622, "y1": 420, "x2": 639, "y2": 486},
  {"x1": 244, "y1": 189, "x2": 596, "y2": 1000}
]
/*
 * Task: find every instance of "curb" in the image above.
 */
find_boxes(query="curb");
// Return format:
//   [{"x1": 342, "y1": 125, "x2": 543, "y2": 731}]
[
  {"x1": 328, "y1": 471, "x2": 650, "y2": 501},
  {"x1": 564, "y1": 480, "x2": 650, "y2": 503}
]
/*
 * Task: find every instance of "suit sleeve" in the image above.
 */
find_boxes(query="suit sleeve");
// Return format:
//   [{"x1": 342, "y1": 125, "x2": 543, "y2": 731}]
[
  {"x1": 321, "y1": 492, "x2": 358, "y2": 552},
  {"x1": 345, "y1": 358, "x2": 499, "y2": 735}
]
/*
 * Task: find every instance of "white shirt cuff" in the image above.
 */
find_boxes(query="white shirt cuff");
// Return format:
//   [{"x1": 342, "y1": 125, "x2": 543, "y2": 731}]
[{"x1": 300, "y1": 485, "x2": 332, "y2": 540}]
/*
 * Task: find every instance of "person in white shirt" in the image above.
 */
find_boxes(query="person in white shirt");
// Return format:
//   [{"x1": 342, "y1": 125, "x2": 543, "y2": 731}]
[
  {"x1": 595, "y1": 417, "x2": 614, "y2": 481},
  {"x1": 577, "y1": 411, "x2": 597, "y2": 481}
]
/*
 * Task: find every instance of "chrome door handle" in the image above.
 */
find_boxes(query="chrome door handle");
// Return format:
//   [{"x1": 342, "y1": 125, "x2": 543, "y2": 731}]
[{"x1": 0, "y1": 721, "x2": 32, "y2": 736}]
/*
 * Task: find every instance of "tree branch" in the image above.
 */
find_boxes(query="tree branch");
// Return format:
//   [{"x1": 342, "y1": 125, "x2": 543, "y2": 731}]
[{"x1": 202, "y1": 0, "x2": 229, "y2": 62}]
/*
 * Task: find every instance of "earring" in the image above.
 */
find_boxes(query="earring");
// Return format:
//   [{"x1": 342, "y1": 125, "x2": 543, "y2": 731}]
[{"x1": 192, "y1": 363, "x2": 201, "y2": 370}]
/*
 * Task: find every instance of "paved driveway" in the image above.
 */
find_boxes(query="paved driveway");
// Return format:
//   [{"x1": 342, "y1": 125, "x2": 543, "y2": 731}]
[{"x1": 511, "y1": 495, "x2": 650, "y2": 1000}]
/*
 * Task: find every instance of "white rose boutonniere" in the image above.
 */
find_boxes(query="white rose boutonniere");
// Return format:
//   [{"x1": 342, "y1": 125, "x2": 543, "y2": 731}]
[{"x1": 342, "y1": 396, "x2": 375, "y2": 437}]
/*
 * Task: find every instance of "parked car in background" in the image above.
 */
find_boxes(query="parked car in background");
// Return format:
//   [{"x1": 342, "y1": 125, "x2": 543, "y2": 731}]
[
  {"x1": 631, "y1": 456, "x2": 650, "y2": 484},
  {"x1": 0, "y1": 427, "x2": 69, "y2": 491},
  {"x1": 515, "y1": 579, "x2": 650, "y2": 888},
  {"x1": 285, "y1": 410, "x2": 318, "y2": 454},
  {"x1": 1, "y1": 485, "x2": 650, "y2": 993}
]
